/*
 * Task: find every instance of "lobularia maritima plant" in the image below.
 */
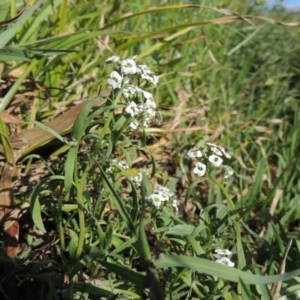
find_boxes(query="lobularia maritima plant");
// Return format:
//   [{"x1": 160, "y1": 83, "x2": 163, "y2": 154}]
[
  {"x1": 104, "y1": 55, "x2": 178, "y2": 212},
  {"x1": 104, "y1": 55, "x2": 237, "y2": 269}
]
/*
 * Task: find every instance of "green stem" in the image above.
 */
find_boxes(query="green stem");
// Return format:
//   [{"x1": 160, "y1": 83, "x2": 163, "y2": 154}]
[
  {"x1": 58, "y1": 194, "x2": 65, "y2": 251},
  {"x1": 208, "y1": 173, "x2": 246, "y2": 270},
  {"x1": 73, "y1": 88, "x2": 123, "y2": 260},
  {"x1": 209, "y1": 173, "x2": 236, "y2": 211},
  {"x1": 97, "y1": 88, "x2": 123, "y2": 146},
  {"x1": 74, "y1": 172, "x2": 88, "y2": 260}
]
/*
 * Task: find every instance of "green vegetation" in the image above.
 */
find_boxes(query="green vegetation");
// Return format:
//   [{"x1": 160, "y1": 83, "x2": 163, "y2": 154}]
[{"x1": 0, "y1": 0, "x2": 300, "y2": 299}]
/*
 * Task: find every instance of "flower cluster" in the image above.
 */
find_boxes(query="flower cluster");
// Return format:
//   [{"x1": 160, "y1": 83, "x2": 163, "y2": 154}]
[
  {"x1": 104, "y1": 55, "x2": 160, "y2": 130},
  {"x1": 147, "y1": 185, "x2": 178, "y2": 214},
  {"x1": 187, "y1": 142, "x2": 233, "y2": 178},
  {"x1": 215, "y1": 249, "x2": 235, "y2": 267},
  {"x1": 107, "y1": 159, "x2": 129, "y2": 174}
]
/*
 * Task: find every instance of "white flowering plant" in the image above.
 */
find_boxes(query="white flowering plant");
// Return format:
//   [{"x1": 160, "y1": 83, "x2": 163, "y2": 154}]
[
  {"x1": 3, "y1": 1, "x2": 300, "y2": 299},
  {"x1": 19, "y1": 49, "x2": 299, "y2": 300}
]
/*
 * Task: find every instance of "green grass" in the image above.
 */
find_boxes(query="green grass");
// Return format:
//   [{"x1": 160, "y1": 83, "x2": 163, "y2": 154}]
[{"x1": 0, "y1": 0, "x2": 300, "y2": 299}]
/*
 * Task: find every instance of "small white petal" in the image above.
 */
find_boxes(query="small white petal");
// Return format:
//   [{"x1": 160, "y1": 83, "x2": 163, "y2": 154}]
[
  {"x1": 132, "y1": 172, "x2": 143, "y2": 186},
  {"x1": 224, "y1": 167, "x2": 234, "y2": 179},
  {"x1": 118, "y1": 161, "x2": 129, "y2": 170},
  {"x1": 210, "y1": 146, "x2": 223, "y2": 156},
  {"x1": 187, "y1": 148, "x2": 203, "y2": 158},
  {"x1": 215, "y1": 257, "x2": 235, "y2": 267},
  {"x1": 138, "y1": 64, "x2": 151, "y2": 72},
  {"x1": 145, "y1": 107, "x2": 156, "y2": 118},
  {"x1": 208, "y1": 155, "x2": 223, "y2": 167},
  {"x1": 143, "y1": 117, "x2": 152, "y2": 127},
  {"x1": 142, "y1": 90, "x2": 153, "y2": 100},
  {"x1": 172, "y1": 199, "x2": 178, "y2": 214},
  {"x1": 122, "y1": 85, "x2": 140, "y2": 98},
  {"x1": 125, "y1": 101, "x2": 142, "y2": 117},
  {"x1": 104, "y1": 55, "x2": 120, "y2": 65},
  {"x1": 145, "y1": 98, "x2": 156, "y2": 109},
  {"x1": 130, "y1": 120, "x2": 140, "y2": 130},
  {"x1": 215, "y1": 249, "x2": 232, "y2": 256},
  {"x1": 107, "y1": 71, "x2": 123, "y2": 89},
  {"x1": 121, "y1": 58, "x2": 138, "y2": 74},
  {"x1": 157, "y1": 185, "x2": 169, "y2": 193},
  {"x1": 220, "y1": 147, "x2": 231, "y2": 159},
  {"x1": 148, "y1": 193, "x2": 164, "y2": 207},
  {"x1": 206, "y1": 142, "x2": 217, "y2": 147},
  {"x1": 152, "y1": 198, "x2": 162, "y2": 207},
  {"x1": 193, "y1": 162, "x2": 206, "y2": 176}
]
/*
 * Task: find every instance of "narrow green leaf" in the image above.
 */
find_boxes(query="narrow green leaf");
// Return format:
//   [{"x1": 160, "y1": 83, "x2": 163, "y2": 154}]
[
  {"x1": 0, "y1": 49, "x2": 30, "y2": 61},
  {"x1": 74, "y1": 282, "x2": 114, "y2": 297},
  {"x1": 243, "y1": 158, "x2": 266, "y2": 205},
  {"x1": 30, "y1": 189, "x2": 46, "y2": 233},
  {"x1": 20, "y1": 30, "x2": 118, "y2": 48},
  {"x1": 253, "y1": 265, "x2": 272, "y2": 300},
  {"x1": 68, "y1": 230, "x2": 79, "y2": 260},
  {"x1": 0, "y1": 0, "x2": 43, "y2": 48},
  {"x1": 18, "y1": 0, "x2": 62, "y2": 45},
  {"x1": 31, "y1": 120, "x2": 67, "y2": 144},
  {"x1": 71, "y1": 96, "x2": 103, "y2": 141},
  {"x1": 239, "y1": 277, "x2": 254, "y2": 300},
  {"x1": 155, "y1": 255, "x2": 300, "y2": 284},
  {"x1": 100, "y1": 260, "x2": 147, "y2": 289},
  {"x1": 97, "y1": 164, "x2": 136, "y2": 235},
  {"x1": 64, "y1": 146, "x2": 78, "y2": 192},
  {"x1": 135, "y1": 220, "x2": 151, "y2": 262}
]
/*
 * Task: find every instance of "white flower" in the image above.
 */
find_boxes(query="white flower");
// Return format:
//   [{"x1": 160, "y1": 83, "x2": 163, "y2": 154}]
[
  {"x1": 172, "y1": 198, "x2": 178, "y2": 214},
  {"x1": 187, "y1": 148, "x2": 203, "y2": 158},
  {"x1": 215, "y1": 249, "x2": 232, "y2": 256},
  {"x1": 117, "y1": 161, "x2": 129, "y2": 170},
  {"x1": 206, "y1": 142, "x2": 217, "y2": 147},
  {"x1": 147, "y1": 192, "x2": 166, "y2": 207},
  {"x1": 145, "y1": 107, "x2": 156, "y2": 118},
  {"x1": 193, "y1": 162, "x2": 206, "y2": 177},
  {"x1": 138, "y1": 64, "x2": 159, "y2": 85},
  {"x1": 107, "y1": 71, "x2": 123, "y2": 89},
  {"x1": 122, "y1": 85, "x2": 140, "y2": 98},
  {"x1": 121, "y1": 58, "x2": 138, "y2": 74},
  {"x1": 153, "y1": 190, "x2": 169, "y2": 202},
  {"x1": 220, "y1": 147, "x2": 231, "y2": 159},
  {"x1": 157, "y1": 185, "x2": 170, "y2": 193},
  {"x1": 104, "y1": 55, "x2": 120, "y2": 65},
  {"x1": 210, "y1": 146, "x2": 223, "y2": 156},
  {"x1": 148, "y1": 186, "x2": 178, "y2": 212},
  {"x1": 144, "y1": 117, "x2": 155, "y2": 127},
  {"x1": 132, "y1": 172, "x2": 143, "y2": 186},
  {"x1": 130, "y1": 120, "x2": 140, "y2": 130},
  {"x1": 215, "y1": 257, "x2": 235, "y2": 267},
  {"x1": 150, "y1": 74, "x2": 159, "y2": 86},
  {"x1": 224, "y1": 166, "x2": 234, "y2": 178},
  {"x1": 208, "y1": 154, "x2": 223, "y2": 167},
  {"x1": 107, "y1": 159, "x2": 128, "y2": 173},
  {"x1": 125, "y1": 101, "x2": 143, "y2": 117},
  {"x1": 138, "y1": 104, "x2": 156, "y2": 119},
  {"x1": 142, "y1": 73, "x2": 159, "y2": 86},
  {"x1": 138, "y1": 64, "x2": 151, "y2": 73},
  {"x1": 157, "y1": 185, "x2": 174, "y2": 199},
  {"x1": 145, "y1": 98, "x2": 156, "y2": 109},
  {"x1": 207, "y1": 143, "x2": 231, "y2": 159},
  {"x1": 142, "y1": 90, "x2": 153, "y2": 99}
]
